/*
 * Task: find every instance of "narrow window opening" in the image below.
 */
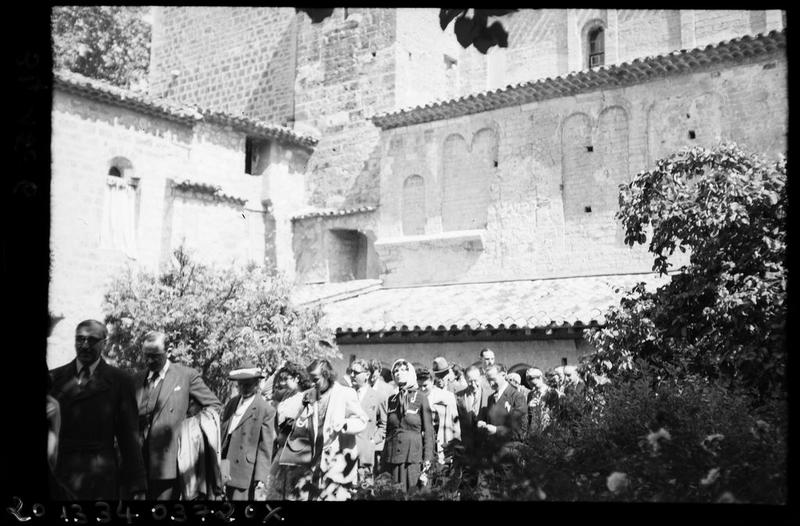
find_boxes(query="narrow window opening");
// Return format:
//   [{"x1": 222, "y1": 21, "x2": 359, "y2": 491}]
[
  {"x1": 561, "y1": 357, "x2": 568, "y2": 366},
  {"x1": 688, "y1": 130, "x2": 696, "y2": 139},
  {"x1": 244, "y1": 137, "x2": 270, "y2": 176},
  {"x1": 588, "y1": 26, "x2": 605, "y2": 68},
  {"x1": 584, "y1": 206, "x2": 592, "y2": 213},
  {"x1": 586, "y1": 145, "x2": 594, "y2": 152},
  {"x1": 493, "y1": 160, "x2": 498, "y2": 168}
]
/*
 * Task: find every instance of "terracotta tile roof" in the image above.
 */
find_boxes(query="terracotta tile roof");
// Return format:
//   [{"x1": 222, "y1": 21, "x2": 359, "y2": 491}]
[
  {"x1": 172, "y1": 179, "x2": 248, "y2": 206},
  {"x1": 291, "y1": 205, "x2": 378, "y2": 221},
  {"x1": 372, "y1": 30, "x2": 786, "y2": 130},
  {"x1": 320, "y1": 273, "x2": 672, "y2": 334},
  {"x1": 54, "y1": 69, "x2": 319, "y2": 149},
  {"x1": 291, "y1": 279, "x2": 383, "y2": 307}
]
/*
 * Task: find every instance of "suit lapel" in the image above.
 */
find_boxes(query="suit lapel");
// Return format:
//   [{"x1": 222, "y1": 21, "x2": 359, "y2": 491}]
[
  {"x1": 221, "y1": 396, "x2": 239, "y2": 437},
  {"x1": 232, "y1": 398, "x2": 258, "y2": 433},
  {"x1": 51, "y1": 361, "x2": 82, "y2": 402},
  {"x1": 153, "y1": 364, "x2": 180, "y2": 420},
  {"x1": 71, "y1": 360, "x2": 111, "y2": 402}
]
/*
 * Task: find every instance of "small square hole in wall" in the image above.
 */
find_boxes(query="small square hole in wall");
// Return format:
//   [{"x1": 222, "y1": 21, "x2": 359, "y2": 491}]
[
  {"x1": 688, "y1": 130, "x2": 696, "y2": 139},
  {"x1": 561, "y1": 357, "x2": 568, "y2": 366},
  {"x1": 584, "y1": 206, "x2": 592, "y2": 213},
  {"x1": 586, "y1": 145, "x2": 593, "y2": 152}
]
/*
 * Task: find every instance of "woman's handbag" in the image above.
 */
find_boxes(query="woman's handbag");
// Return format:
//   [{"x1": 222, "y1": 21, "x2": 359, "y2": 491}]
[{"x1": 278, "y1": 405, "x2": 314, "y2": 466}]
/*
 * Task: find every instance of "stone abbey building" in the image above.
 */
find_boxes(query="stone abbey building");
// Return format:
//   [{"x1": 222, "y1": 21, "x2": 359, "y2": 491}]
[{"x1": 49, "y1": 9, "x2": 787, "y2": 375}]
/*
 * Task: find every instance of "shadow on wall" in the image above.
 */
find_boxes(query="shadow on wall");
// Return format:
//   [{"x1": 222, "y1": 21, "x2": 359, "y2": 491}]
[
  {"x1": 343, "y1": 141, "x2": 382, "y2": 208},
  {"x1": 243, "y1": 14, "x2": 297, "y2": 124}
]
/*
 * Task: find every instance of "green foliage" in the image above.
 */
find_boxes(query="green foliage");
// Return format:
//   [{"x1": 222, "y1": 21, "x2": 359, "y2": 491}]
[
  {"x1": 102, "y1": 247, "x2": 339, "y2": 399},
  {"x1": 52, "y1": 6, "x2": 151, "y2": 89},
  {"x1": 585, "y1": 144, "x2": 787, "y2": 400},
  {"x1": 356, "y1": 372, "x2": 786, "y2": 502}
]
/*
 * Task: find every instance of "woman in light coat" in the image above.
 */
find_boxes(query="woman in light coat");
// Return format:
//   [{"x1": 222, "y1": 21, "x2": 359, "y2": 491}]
[{"x1": 289, "y1": 359, "x2": 367, "y2": 501}]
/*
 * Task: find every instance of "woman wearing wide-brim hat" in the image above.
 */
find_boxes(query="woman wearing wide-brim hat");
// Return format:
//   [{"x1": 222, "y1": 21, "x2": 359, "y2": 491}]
[{"x1": 220, "y1": 362, "x2": 275, "y2": 500}]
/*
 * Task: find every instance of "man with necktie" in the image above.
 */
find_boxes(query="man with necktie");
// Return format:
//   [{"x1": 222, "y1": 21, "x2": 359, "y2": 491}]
[
  {"x1": 476, "y1": 364, "x2": 528, "y2": 458},
  {"x1": 455, "y1": 365, "x2": 490, "y2": 456},
  {"x1": 135, "y1": 331, "x2": 221, "y2": 500},
  {"x1": 49, "y1": 320, "x2": 147, "y2": 500}
]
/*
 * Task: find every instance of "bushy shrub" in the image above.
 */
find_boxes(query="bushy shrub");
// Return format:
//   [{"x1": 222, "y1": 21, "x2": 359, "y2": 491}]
[
  {"x1": 355, "y1": 369, "x2": 786, "y2": 503},
  {"x1": 102, "y1": 247, "x2": 339, "y2": 399},
  {"x1": 586, "y1": 144, "x2": 787, "y2": 400}
]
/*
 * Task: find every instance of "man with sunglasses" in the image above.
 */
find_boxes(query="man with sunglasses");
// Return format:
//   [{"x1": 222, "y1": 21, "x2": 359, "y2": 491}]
[
  {"x1": 349, "y1": 359, "x2": 386, "y2": 486},
  {"x1": 49, "y1": 319, "x2": 147, "y2": 500}
]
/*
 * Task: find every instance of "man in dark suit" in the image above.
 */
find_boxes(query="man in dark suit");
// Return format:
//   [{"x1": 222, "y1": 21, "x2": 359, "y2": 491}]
[
  {"x1": 349, "y1": 359, "x2": 387, "y2": 485},
  {"x1": 455, "y1": 365, "x2": 490, "y2": 456},
  {"x1": 49, "y1": 320, "x2": 147, "y2": 500},
  {"x1": 477, "y1": 364, "x2": 528, "y2": 458},
  {"x1": 220, "y1": 362, "x2": 275, "y2": 500},
  {"x1": 136, "y1": 331, "x2": 222, "y2": 500}
]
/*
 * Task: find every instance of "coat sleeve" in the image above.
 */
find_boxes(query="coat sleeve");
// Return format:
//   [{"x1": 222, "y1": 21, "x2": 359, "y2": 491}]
[
  {"x1": 420, "y1": 394, "x2": 435, "y2": 463},
  {"x1": 511, "y1": 391, "x2": 528, "y2": 441},
  {"x1": 447, "y1": 394, "x2": 461, "y2": 442},
  {"x1": 373, "y1": 394, "x2": 387, "y2": 447},
  {"x1": 116, "y1": 371, "x2": 148, "y2": 494},
  {"x1": 255, "y1": 402, "x2": 276, "y2": 484},
  {"x1": 189, "y1": 368, "x2": 222, "y2": 414},
  {"x1": 342, "y1": 387, "x2": 368, "y2": 435}
]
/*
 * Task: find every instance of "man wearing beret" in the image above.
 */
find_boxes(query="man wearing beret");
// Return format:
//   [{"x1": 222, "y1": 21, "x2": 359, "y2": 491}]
[{"x1": 221, "y1": 362, "x2": 276, "y2": 500}]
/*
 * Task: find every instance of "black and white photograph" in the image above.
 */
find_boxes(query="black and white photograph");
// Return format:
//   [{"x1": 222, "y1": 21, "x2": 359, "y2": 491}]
[{"x1": 6, "y1": 6, "x2": 791, "y2": 523}]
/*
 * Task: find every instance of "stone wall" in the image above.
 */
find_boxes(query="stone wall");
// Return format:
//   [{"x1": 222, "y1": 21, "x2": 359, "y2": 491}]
[
  {"x1": 49, "y1": 91, "x2": 267, "y2": 368},
  {"x1": 376, "y1": 55, "x2": 787, "y2": 287},
  {"x1": 149, "y1": 7, "x2": 297, "y2": 124},
  {"x1": 292, "y1": 211, "x2": 381, "y2": 284}
]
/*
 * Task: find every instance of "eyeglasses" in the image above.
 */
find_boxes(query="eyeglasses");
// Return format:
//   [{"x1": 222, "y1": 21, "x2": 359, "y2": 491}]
[{"x1": 75, "y1": 336, "x2": 104, "y2": 345}]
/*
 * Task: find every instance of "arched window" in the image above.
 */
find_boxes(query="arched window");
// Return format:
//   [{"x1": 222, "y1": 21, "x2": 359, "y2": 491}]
[
  {"x1": 402, "y1": 175, "x2": 426, "y2": 235},
  {"x1": 587, "y1": 26, "x2": 605, "y2": 68},
  {"x1": 100, "y1": 157, "x2": 139, "y2": 258}
]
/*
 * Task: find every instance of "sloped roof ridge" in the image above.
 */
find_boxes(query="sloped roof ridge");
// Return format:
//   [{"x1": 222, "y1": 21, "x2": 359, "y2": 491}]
[
  {"x1": 291, "y1": 204, "x2": 378, "y2": 221},
  {"x1": 371, "y1": 29, "x2": 786, "y2": 129},
  {"x1": 54, "y1": 69, "x2": 318, "y2": 148}
]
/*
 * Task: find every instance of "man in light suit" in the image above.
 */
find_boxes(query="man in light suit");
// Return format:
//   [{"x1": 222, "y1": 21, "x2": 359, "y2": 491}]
[
  {"x1": 477, "y1": 364, "x2": 528, "y2": 459},
  {"x1": 136, "y1": 331, "x2": 222, "y2": 500},
  {"x1": 348, "y1": 359, "x2": 387, "y2": 485},
  {"x1": 50, "y1": 320, "x2": 147, "y2": 500},
  {"x1": 220, "y1": 362, "x2": 275, "y2": 500},
  {"x1": 455, "y1": 365, "x2": 490, "y2": 456}
]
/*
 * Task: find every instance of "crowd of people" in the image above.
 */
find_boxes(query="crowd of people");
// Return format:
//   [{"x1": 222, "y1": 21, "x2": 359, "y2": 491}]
[{"x1": 47, "y1": 320, "x2": 585, "y2": 501}]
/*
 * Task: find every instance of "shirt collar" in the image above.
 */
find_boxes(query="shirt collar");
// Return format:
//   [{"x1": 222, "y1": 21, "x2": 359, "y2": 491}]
[
  {"x1": 147, "y1": 359, "x2": 170, "y2": 381},
  {"x1": 76, "y1": 357, "x2": 102, "y2": 377}
]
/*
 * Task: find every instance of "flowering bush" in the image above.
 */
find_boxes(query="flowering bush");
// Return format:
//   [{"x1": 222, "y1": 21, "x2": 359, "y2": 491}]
[{"x1": 102, "y1": 246, "x2": 339, "y2": 399}]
